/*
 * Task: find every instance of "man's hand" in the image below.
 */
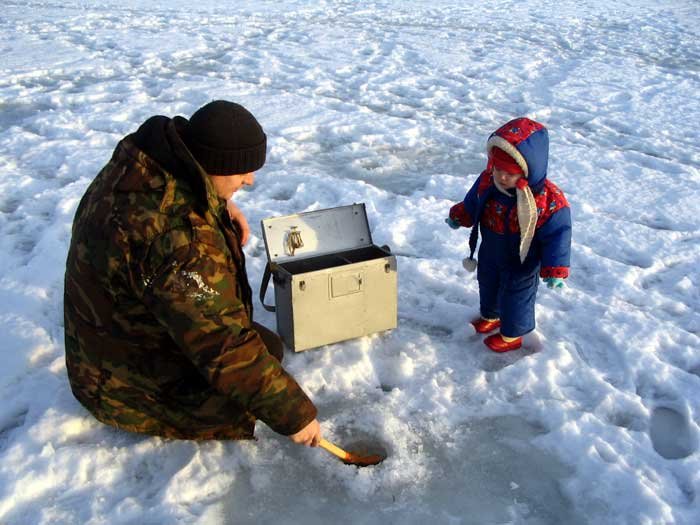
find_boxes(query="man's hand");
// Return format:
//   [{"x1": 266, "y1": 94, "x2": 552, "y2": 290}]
[
  {"x1": 289, "y1": 418, "x2": 321, "y2": 447},
  {"x1": 226, "y1": 200, "x2": 250, "y2": 245}
]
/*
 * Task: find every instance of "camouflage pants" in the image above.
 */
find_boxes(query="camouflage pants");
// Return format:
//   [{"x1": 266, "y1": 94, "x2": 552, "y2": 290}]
[{"x1": 143, "y1": 323, "x2": 284, "y2": 439}]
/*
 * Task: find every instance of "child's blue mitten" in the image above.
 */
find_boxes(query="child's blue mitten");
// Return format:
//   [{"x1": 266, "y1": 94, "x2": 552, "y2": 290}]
[
  {"x1": 445, "y1": 217, "x2": 460, "y2": 230},
  {"x1": 543, "y1": 277, "x2": 565, "y2": 289}
]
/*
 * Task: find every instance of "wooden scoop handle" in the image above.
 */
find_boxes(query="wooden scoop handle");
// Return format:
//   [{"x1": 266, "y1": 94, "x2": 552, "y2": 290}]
[
  {"x1": 319, "y1": 438, "x2": 385, "y2": 467},
  {"x1": 319, "y1": 438, "x2": 351, "y2": 462}
]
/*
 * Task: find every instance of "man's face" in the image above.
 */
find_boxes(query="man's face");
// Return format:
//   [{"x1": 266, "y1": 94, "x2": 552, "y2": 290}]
[{"x1": 209, "y1": 172, "x2": 255, "y2": 200}]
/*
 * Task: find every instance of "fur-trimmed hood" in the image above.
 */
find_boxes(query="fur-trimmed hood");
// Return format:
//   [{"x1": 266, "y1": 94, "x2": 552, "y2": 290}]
[{"x1": 486, "y1": 117, "x2": 549, "y2": 189}]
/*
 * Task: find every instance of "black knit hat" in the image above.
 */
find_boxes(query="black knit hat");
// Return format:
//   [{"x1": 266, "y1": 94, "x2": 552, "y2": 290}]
[{"x1": 183, "y1": 100, "x2": 267, "y2": 175}]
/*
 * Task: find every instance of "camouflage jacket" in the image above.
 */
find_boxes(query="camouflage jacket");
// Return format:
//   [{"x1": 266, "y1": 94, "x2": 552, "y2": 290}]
[{"x1": 64, "y1": 116, "x2": 317, "y2": 440}]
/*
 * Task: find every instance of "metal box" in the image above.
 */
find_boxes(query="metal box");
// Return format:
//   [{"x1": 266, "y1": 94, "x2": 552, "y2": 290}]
[{"x1": 259, "y1": 203, "x2": 397, "y2": 352}]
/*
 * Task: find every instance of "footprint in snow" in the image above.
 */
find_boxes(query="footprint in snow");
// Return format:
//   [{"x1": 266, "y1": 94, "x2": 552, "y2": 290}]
[
  {"x1": 0, "y1": 407, "x2": 28, "y2": 452},
  {"x1": 649, "y1": 406, "x2": 697, "y2": 460}
]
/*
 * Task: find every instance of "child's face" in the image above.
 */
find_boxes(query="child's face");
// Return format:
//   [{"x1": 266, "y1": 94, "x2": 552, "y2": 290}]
[{"x1": 492, "y1": 167, "x2": 523, "y2": 189}]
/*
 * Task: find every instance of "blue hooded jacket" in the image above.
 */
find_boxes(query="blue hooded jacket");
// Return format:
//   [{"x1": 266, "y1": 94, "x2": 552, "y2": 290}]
[{"x1": 449, "y1": 118, "x2": 571, "y2": 278}]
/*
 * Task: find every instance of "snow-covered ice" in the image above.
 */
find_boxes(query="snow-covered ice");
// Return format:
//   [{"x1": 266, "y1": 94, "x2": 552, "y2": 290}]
[{"x1": 1, "y1": 1, "x2": 699, "y2": 524}]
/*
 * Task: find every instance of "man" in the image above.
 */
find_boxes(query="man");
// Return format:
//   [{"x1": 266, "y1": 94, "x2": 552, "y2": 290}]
[{"x1": 64, "y1": 100, "x2": 321, "y2": 446}]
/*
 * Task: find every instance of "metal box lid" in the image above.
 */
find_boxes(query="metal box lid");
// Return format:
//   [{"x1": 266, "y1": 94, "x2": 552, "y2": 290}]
[{"x1": 261, "y1": 203, "x2": 373, "y2": 263}]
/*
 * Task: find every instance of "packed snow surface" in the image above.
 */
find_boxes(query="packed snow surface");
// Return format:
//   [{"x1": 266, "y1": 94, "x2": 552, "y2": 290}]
[{"x1": 1, "y1": 1, "x2": 699, "y2": 524}]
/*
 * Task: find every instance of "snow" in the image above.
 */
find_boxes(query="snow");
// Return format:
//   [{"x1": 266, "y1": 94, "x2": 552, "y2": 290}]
[{"x1": 1, "y1": 0, "x2": 699, "y2": 523}]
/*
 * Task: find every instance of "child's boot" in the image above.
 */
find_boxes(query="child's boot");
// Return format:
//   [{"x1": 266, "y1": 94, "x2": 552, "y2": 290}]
[
  {"x1": 471, "y1": 317, "x2": 501, "y2": 334},
  {"x1": 484, "y1": 333, "x2": 522, "y2": 352}
]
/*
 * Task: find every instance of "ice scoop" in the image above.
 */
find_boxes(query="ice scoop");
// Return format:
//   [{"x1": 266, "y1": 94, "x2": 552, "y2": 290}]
[{"x1": 319, "y1": 438, "x2": 385, "y2": 467}]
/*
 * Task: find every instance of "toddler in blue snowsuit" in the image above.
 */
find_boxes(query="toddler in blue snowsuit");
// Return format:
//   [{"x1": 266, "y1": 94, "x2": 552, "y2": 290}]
[{"x1": 447, "y1": 118, "x2": 571, "y2": 352}]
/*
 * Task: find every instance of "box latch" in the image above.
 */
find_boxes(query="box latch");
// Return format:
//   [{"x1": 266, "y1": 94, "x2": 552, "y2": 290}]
[{"x1": 330, "y1": 271, "x2": 363, "y2": 298}]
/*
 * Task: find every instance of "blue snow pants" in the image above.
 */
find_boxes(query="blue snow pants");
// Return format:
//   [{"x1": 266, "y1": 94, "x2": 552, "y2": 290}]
[{"x1": 476, "y1": 231, "x2": 540, "y2": 338}]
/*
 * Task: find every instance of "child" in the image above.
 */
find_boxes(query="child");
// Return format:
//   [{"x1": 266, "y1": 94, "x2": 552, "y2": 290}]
[{"x1": 446, "y1": 117, "x2": 571, "y2": 352}]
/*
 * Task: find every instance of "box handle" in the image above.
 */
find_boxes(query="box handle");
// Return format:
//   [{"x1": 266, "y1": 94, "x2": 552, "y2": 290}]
[
  {"x1": 259, "y1": 262, "x2": 276, "y2": 312},
  {"x1": 286, "y1": 226, "x2": 304, "y2": 256}
]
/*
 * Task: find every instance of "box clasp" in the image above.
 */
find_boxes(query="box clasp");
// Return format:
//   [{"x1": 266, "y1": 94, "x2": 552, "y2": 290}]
[{"x1": 330, "y1": 271, "x2": 364, "y2": 298}]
